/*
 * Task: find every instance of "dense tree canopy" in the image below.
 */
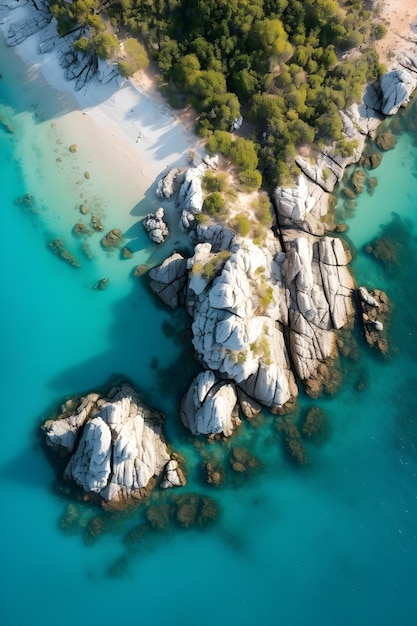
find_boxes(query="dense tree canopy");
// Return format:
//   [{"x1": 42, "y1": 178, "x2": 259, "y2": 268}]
[{"x1": 49, "y1": 0, "x2": 387, "y2": 186}]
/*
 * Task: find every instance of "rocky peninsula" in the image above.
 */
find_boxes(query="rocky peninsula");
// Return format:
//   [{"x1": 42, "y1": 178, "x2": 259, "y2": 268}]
[
  {"x1": 5, "y1": 0, "x2": 414, "y2": 504},
  {"x1": 147, "y1": 47, "x2": 417, "y2": 438}
]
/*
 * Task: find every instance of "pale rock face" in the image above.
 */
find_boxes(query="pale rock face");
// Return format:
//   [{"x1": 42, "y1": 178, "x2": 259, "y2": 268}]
[
  {"x1": 143, "y1": 207, "x2": 169, "y2": 244},
  {"x1": 43, "y1": 384, "x2": 175, "y2": 507},
  {"x1": 283, "y1": 231, "x2": 354, "y2": 381},
  {"x1": 148, "y1": 252, "x2": 188, "y2": 308},
  {"x1": 156, "y1": 168, "x2": 184, "y2": 200},
  {"x1": 180, "y1": 370, "x2": 239, "y2": 436},
  {"x1": 160, "y1": 459, "x2": 186, "y2": 489},
  {"x1": 274, "y1": 174, "x2": 315, "y2": 222},
  {"x1": 380, "y1": 69, "x2": 417, "y2": 115},
  {"x1": 177, "y1": 164, "x2": 206, "y2": 230}
]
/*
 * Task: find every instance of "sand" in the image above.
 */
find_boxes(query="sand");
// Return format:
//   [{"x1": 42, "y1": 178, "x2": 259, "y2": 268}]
[
  {"x1": 373, "y1": 0, "x2": 417, "y2": 68},
  {"x1": 0, "y1": 2, "x2": 203, "y2": 195}
]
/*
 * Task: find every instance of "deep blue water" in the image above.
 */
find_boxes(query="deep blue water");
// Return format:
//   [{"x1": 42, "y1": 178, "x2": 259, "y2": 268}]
[{"x1": 1, "y1": 38, "x2": 417, "y2": 626}]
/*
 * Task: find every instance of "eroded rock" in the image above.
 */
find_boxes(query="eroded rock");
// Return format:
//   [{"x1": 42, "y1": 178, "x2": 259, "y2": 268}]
[{"x1": 42, "y1": 383, "x2": 181, "y2": 509}]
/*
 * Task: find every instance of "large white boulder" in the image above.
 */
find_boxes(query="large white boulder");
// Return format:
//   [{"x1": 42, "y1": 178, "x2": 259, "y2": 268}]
[
  {"x1": 42, "y1": 384, "x2": 180, "y2": 508},
  {"x1": 380, "y1": 69, "x2": 417, "y2": 115}
]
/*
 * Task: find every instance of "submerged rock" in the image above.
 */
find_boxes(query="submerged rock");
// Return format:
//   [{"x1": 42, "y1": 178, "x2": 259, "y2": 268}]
[
  {"x1": 48, "y1": 239, "x2": 81, "y2": 268},
  {"x1": 357, "y1": 286, "x2": 390, "y2": 354},
  {"x1": 42, "y1": 383, "x2": 182, "y2": 509},
  {"x1": 376, "y1": 131, "x2": 396, "y2": 151},
  {"x1": 101, "y1": 228, "x2": 122, "y2": 249}
]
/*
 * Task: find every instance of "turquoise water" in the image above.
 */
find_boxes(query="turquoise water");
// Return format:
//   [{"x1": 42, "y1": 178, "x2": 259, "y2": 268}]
[{"x1": 1, "y1": 41, "x2": 417, "y2": 626}]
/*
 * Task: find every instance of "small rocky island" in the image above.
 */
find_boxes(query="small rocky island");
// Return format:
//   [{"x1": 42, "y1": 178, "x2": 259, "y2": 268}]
[{"x1": 42, "y1": 383, "x2": 186, "y2": 509}]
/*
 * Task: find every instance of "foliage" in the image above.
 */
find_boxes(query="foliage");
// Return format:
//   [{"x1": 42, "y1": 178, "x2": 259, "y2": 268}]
[
  {"x1": 203, "y1": 191, "x2": 225, "y2": 216},
  {"x1": 119, "y1": 38, "x2": 149, "y2": 77},
  {"x1": 202, "y1": 170, "x2": 229, "y2": 193},
  {"x1": 50, "y1": 0, "x2": 386, "y2": 186},
  {"x1": 231, "y1": 213, "x2": 251, "y2": 237}
]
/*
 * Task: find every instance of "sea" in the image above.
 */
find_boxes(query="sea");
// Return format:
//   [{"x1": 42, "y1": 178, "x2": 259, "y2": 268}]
[{"x1": 1, "y1": 34, "x2": 417, "y2": 626}]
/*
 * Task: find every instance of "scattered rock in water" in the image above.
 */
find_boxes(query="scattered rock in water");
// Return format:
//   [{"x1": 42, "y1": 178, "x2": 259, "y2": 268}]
[
  {"x1": 336, "y1": 329, "x2": 360, "y2": 361},
  {"x1": 82, "y1": 241, "x2": 93, "y2": 259},
  {"x1": 124, "y1": 523, "x2": 151, "y2": 547},
  {"x1": 146, "y1": 504, "x2": 171, "y2": 530},
  {"x1": 376, "y1": 131, "x2": 396, "y2": 151},
  {"x1": 301, "y1": 406, "x2": 329, "y2": 443},
  {"x1": 367, "y1": 177, "x2": 378, "y2": 194},
  {"x1": 122, "y1": 247, "x2": 133, "y2": 259},
  {"x1": 134, "y1": 264, "x2": 148, "y2": 278},
  {"x1": 368, "y1": 152, "x2": 382, "y2": 169},
  {"x1": 205, "y1": 459, "x2": 226, "y2": 486},
  {"x1": 59, "y1": 503, "x2": 84, "y2": 534},
  {"x1": 101, "y1": 228, "x2": 122, "y2": 249},
  {"x1": 94, "y1": 278, "x2": 109, "y2": 290},
  {"x1": 84, "y1": 171, "x2": 90, "y2": 179},
  {"x1": 230, "y1": 446, "x2": 260, "y2": 473},
  {"x1": 357, "y1": 286, "x2": 390, "y2": 354},
  {"x1": 73, "y1": 222, "x2": 87, "y2": 236},
  {"x1": 69, "y1": 144, "x2": 78, "y2": 153},
  {"x1": 91, "y1": 215, "x2": 103, "y2": 231},
  {"x1": 171, "y1": 493, "x2": 220, "y2": 528},
  {"x1": 303, "y1": 359, "x2": 342, "y2": 399},
  {"x1": 80, "y1": 204, "x2": 89, "y2": 215},
  {"x1": 143, "y1": 207, "x2": 169, "y2": 244},
  {"x1": 160, "y1": 456, "x2": 187, "y2": 489},
  {"x1": 14, "y1": 193, "x2": 35, "y2": 209},
  {"x1": 84, "y1": 516, "x2": 106, "y2": 544},
  {"x1": 342, "y1": 186, "x2": 356, "y2": 199},
  {"x1": 48, "y1": 239, "x2": 81, "y2": 268},
  {"x1": 365, "y1": 236, "x2": 399, "y2": 265},
  {"x1": 276, "y1": 417, "x2": 308, "y2": 465},
  {"x1": 350, "y1": 168, "x2": 365, "y2": 194}
]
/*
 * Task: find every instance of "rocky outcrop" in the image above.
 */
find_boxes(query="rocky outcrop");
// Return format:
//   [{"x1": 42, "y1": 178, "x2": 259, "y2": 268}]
[
  {"x1": 177, "y1": 164, "x2": 206, "y2": 230},
  {"x1": 143, "y1": 207, "x2": 169, "y2": 244},
  {"x1": 156, "y1": 168, "x2": 185, "y2": 200},
  {"x1": 150, "y1": 212, "x2": 355, "y2": 432},
  {"x1": 42, "y1": 383, "x2": 184, "y2": 509},
  {"x1": 380, "y1": 69, "x2": 417, "y2": 115},
  {"x1": 180, "y1": 370, "x2": 240, "y2": 437},
  {"x1": 357, "y1": 286, "x2": 390, "y2": 354},
  {"x1": 148, "y1": 252, "x2": 188, "y2": 308},
  {"x1": 7, "y1": 8, "x2": 52, "y2": 46}
]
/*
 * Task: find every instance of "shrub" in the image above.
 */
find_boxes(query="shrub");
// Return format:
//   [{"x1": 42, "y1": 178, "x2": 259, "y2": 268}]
[
  {"x1": 118, "y1": 38, "x2": 149, "y2": 77},
  {"x1": 253, "y1": 196, "x2": 272, "y2": 225},
  {"x1": 238, "y1": 169, "x2": 262, "y2": 191},
  {"x1": 231, "y1": 214, "x2": 251, "y2": 237},
  {"x1": 203, "y1": 192, "x2": 224, "y2": 215},
  {"x1": 202, "y1": 171, "x2": 228, "y2": 193}
]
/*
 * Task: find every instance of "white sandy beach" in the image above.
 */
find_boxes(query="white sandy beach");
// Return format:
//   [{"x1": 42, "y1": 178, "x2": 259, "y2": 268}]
[{"x1": 0, "y1": 2, "x2": 203, "y2": 210}]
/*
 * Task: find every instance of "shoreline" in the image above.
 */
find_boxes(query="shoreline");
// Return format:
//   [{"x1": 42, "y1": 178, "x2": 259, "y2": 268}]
[{"x1": 0, "y1": 3, "x2": 203, "y2": 205}]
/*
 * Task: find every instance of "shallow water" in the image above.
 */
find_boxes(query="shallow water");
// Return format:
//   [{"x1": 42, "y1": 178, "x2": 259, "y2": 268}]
[{"x1": 1, "y1": 39, "x2": 417, "y2": 626}]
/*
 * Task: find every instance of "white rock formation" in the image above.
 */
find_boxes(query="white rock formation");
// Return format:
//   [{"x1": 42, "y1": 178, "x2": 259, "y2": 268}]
[
  {"x1": 143, "y1": 207, "x2": 169, "y2": 244},
  {"x1": 148, "y1": 252, "x2": 188, "y2": 308},
  {"x1": 42, "y1": 384, "x2": 182, "y2": 508},
  {"x1": 177, "y1": 164, "x2": 206, "y2": 230},
  {"x1": 180, "y1": 370, "x2": 239, "y2": 436},
  {"x1": 380, "y1": 68, "x2": 417, "y2": 115}
]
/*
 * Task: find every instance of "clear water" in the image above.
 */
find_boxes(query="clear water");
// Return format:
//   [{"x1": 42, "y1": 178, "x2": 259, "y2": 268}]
[{"x1": 1, "y1": 38, "x2": 417, "y2": 626}]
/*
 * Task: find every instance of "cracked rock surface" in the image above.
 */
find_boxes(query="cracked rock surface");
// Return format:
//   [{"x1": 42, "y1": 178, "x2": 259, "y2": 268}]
[
  {"x1": 150, "y1": 213, "x2": 355, "y2": 435},
  {"x1": 42, "y1": 383, "x2": 181, "y2": 509}
]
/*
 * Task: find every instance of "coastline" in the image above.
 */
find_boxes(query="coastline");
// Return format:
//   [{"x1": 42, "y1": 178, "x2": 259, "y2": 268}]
[{"x1": 0, "y1": 3, "x2": 203, "y2": 219}]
